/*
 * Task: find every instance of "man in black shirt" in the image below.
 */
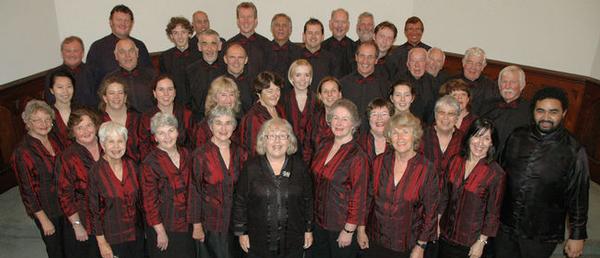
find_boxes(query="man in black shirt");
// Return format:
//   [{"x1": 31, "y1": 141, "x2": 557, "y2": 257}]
[
  {"x1": 426, "y1": 47, "x2": 450, "y2": 94},
  {"x1": 189, "y1": 10, "x2": 225, "y2": 50},
  {"x1": 301, "y1": 18, "x2": 339, "y2": 91},
  {"x1": 456, "y1": 47, "x2": 501, "y2": 115},
  {"x1": 355, "y1": 12, "x2": 375, "y2": 45},
  {"x1": 223, "y1": 43, "x2": 254, "y2": 113},
  {"x1": 266, "y1": 13, "x2": 302, "y2": 80},
  {"x1": 389, "y1": 16, "x2": 431, "y2": 80},
  {"x1": 396, "y1": 47, "x2": 436, "y2": 124},
  {"x1": 227, "y1": 2, "x2": 270, "y2": 78},
  {"x1": 323, "y1": 8, "x2": 355, "y2": 77}
]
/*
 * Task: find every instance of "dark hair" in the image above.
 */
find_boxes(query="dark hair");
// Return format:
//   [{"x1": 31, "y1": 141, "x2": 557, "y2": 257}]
[
  {"x1": 304, "y1": 18, "x2": 324, "y2": 34},
  {"x1": 531, "y1": 87, "x2": 569, "y2": 112},
  {"x1": 374, "y1": 21, "x2": 398, "y2": 39},
  {"x1": 439, "y1": 79, "x2": 471, "y2": 111},
  {"x1": 61, "y1": 36, "x2": 84, "y2": 51},
  {"x1": 110, "y1": 4, "x2": 134, "y2": 21},
  {"x1": 389, "y1": 80, "x2": 415, "y2": 97},
  {"x1": 98, "y1": 76, "x2": 128, "y2": 111},
  {"x1": 254, "y1": 71, "x2": 284, "y2": 95},
  {"x1": 165, "y1": 16, "x2": 193, "y2": 37},
  {"x1": 152, "y1": 74, "x2": 174, "y2": 91},
  {"x1": 366, "y1": 98, "x2": 395, "y2": 117},
  {"x1": 67, "y1": 107, "x2": 101, "y2": 139},
  {"x1": 236, "y1": 2, "x2": 257, "y2": 18},
  {"x1": 50, "y1": 69, "x2": 76, "y2": 88},
  {"x1": 404, "y1": 16, "x2": 423, "y2": 31},
  {"x1": 460, "y1": 118, "x2": 499, "y2": 163}
]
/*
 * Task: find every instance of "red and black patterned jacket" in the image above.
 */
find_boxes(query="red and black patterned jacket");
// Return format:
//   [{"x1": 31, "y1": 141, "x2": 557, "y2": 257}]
[
  {"x1": 304, "y1": 106, "x2": 333, "y2": 164},
  {"x1": 142, "y1": 147, "x2": 192, "y2": 233},
  {"x1": 419, "y1": 125, "x2": 464, "y2": 177},
  {"x1": 311, "y1": 138, "x2": 369, "y2": 231},
  {"x1": 235, "y1": 102, "x2": 285, "y2": 157},
  {"x1": 281, "y1": 89, "x2": 318, "y2": 161},
  {"x1": 366, "y1": 152, "x2": 440, "y2": 252},
  {"x1": 50, "y1": 106, "x2": 72, "y2": 147},
  {"x1": 89, "y1": 158, "x2": 141, "y2": 245},
  {"x1": 138, "y1": 104, "x2": 193, "y2": 160},
  {"x1": 11, "y1": 134, "x2": 64, "y2": 218},
  {"x1": 457, "y1": 113, "x2": 478, "y2": 133},
  {"x1": 101, "y1": 110, "x2": 141, "y2": 163},
  {"x1": 57, "y1": 141, "x2": 99, "y2": 234},
  {"x1": 439, "y1": 155, "x2": 506, "y2": 247},
  {"x1": 356, "y1": 130, "x2": 391, "y2": 162},
  {"x1": 188, "y1": 141, "x2": 248, "y2": 232}
]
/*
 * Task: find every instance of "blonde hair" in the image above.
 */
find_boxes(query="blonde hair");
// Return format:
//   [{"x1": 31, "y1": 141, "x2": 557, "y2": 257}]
[
  {"x1": 287, "y1": 59, "x2": 313, "y2": 87},
  {"x1": 384, "y1": 112, "x2": 423, "y2": 150},
  {"x1": 255, "y1": 118, "x2": 298, "y2": 155},
  {"x1": 204, "y1": 76, "x2": 242, "y2": 116}
]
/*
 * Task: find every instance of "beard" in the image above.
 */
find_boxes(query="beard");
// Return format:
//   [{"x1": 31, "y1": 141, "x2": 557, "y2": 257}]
[{"x1": 536, "y1": 119, "x2": 561, "y2": 134}]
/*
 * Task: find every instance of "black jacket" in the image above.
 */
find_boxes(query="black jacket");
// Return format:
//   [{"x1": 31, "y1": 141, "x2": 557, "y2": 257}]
[
  {"x1": 499, "y1": 125, "x2": 589, "y2": 242},
  {"x1": 233, "y1": 154, "x2": 313, "y2": 257}
]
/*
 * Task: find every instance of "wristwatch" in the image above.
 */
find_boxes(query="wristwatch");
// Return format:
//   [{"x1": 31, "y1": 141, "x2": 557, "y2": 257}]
[
  {"x1": 343, "y1": 228, "x2": 355, "y2": 234},
  {"x1": 477, "y1": 239, "x2": 488, "y2": 245}
]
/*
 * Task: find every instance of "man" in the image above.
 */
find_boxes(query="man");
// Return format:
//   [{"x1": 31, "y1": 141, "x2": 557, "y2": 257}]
[
  {"x1": 340, "y1": 41, "x2": 389, "y2": 118},
  {"x1": 397, "y1": 47, "x2": 436, "y2": 124},
  {"x1": 355, "y1": 12, "x2": 375, "y2": 44},
  {"x1": 322, "y1": 8, "x2": 355, "y2": 77},
  {"x1": 159, "y1": 17, "x2": 202, "y2": 105},
  {"x1": 372, "y1": 21, "x2": 398, "y2": 80},
  {"x1": 226, "y1": 2, "x2": 270, "y2": 78},
  {"x1": 426, "y1": 47, "x2": 451, "y2": 93},
  {"x1": 44, "y1": 36, "x2": 99, "y2": 108},
  {"x1": 87, "y1": 5, "x2": 152, "y2": 81},
  {"x1": 481, "y1": 65, "x2": 531, "y2": 155},
  {"x1": 223, "y1": 43, "x2": 254, "y2": 112},
  {"x1": 301, "y1": 18, "x2": 339, "y2": 91},
  {"x1": 104, "y1": 38, "x2": 156, "y2": 113},
  {"x1": 189, "y1": 10, "x2": 226, "y2": 49},
  {"x1": 456, "y1": 47, "x2": 501, "y2": 115},
  {"x1": 266, "y1": 13, "x2": 302, "y2": 79},
  {"x1": 497, "y1": 87, "x2": 589, "y2": 258},
  {"x1": 389, "y1": 16, "x2": 431, "y2": 80},
  {"x1": 185, "y1": 29, "x2": 225, "y2": 120}
]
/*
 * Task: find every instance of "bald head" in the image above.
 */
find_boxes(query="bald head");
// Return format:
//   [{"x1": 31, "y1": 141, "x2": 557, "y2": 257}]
[
  {"x1": 407, "y1": 47, "x2": 427, "y2": 79},
  {"x1": 192, "y1": 11, "x2": 210, "y2": 34},
  {"x1": 426, "y1": 47, "x2": 445, "y2": 77},
  {"x1": 114, "y1": 38, "x2": 138, "y2": 71}
]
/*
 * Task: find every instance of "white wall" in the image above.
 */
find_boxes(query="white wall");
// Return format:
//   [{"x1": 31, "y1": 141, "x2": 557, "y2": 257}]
[{"x1": 1, "y1": 0, "x2": 599, "y2": 85}]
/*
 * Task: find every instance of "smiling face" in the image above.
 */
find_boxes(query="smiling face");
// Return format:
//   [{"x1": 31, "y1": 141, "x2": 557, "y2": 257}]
[
  {"x1": 463, "y1": 54, "x2": 486, "y2": 81},
  {"x1": 193, "y1": 11, "x2": 210, "y2": 34},
  {"x1": 303, "y1": 24, "x2": 324, "y2": 52},
  {"x1": 469, "y1": 129, "x2": 492, "y2": 160},
  {"x1": 154, "y1": 125, "x2": 178, "y2": 150},
  {"x1": 237, "y1": 7, "x2": 257, "y2": 35},
  {"x1": 499, "y1": 70, "x2": 524, "y2": 103},
  {"x1": 435, "y1": 103, "x2": 459, "y2": 132},
  {"x1": 110, "y1": 11, "x2": 133, "y2": 39},
  {"x1": 449, "y1": 90, "x2": 470, "y2": 113},
  {"x1": 258, "y1": 82, "x2": 281, "y2": 108},
  {"x1": 199, "y1": 34, "x2": 221, "y2": 63},
  {"x1": 169, "y1": 24, "x2": 190, "y2": 49},
  {"x1": 209, "y1": 114, "x2": 236, "y2": 143},
  {"x1": 73, "y1": 115, "x2": 98, "y2": 145},
  {"x1": 329, "y1": 10, "x2": 349, "y2": 39},
  {"x1": 426, "y1": 49, "x2": 445, "y2": 76},
  {"x1": 319, "y1": 81, "x2": 342, "y2": 108},
  {"x1": 407, "y1": 48, "x2": 427, "y2": 78},
  {"x1": 390, "y1": 84, "x2": 414, "y2": 112},
  {"x1": 356, "y1": 15, "x2": 374, "y2": 42},
  {"x1": 329, "y1": 106, "x2": 355, "y2": 139},
  {"x1": 114, "y1": 39, "x2": 138, "y2": 71},
  {"x1": 369, "y1": 106, "x2": 391, "y2": 136},
  {"x1": 101, "y1": 132, "x2": 126, "y2": 160},
  {"x1": 50, "y1": 76, "x2": 74, "y2": 105},
  {"x1": 102, "y1": 82, "x2": 126, "y2": 110},
  {"x1": 27, "y1": 110, "x2": 53, "y2": 138},
  {"x1": 271, "y1": 16, "x2": 292, "y2": 43},
  {"x1": 534, "y1": 98, "x2": 566, "y2": 134},
  {"x1": 374, "y1": 27, "x2": 395, "y2": 54},
  {"x1": 290, "y1": 65, "x2": 312, "y2": 91},
  {"x1": 61, "y1": 41, "x2": 84, "y2": 68},
  {"x1": 356, "y1": 44, "x2": 377, "y2": 77},
  {"x1": 404, "y1": 22, "x2": 423, "y2": 46},
  {"x1": 214, "y1": 89, "x2": 237, "y2": 109},
  {"x1": 224, "y1": 45, "x2": 248, "y2": 76},
  {"x1": 153, "y1": 78, "x2": 176, "y2": 107},
  {"x1": 264, "y1": 126, "x2": 290, "y2": 159},
  {"x1": 391, "y1": 126, "x2": 415, "y2": 155}
]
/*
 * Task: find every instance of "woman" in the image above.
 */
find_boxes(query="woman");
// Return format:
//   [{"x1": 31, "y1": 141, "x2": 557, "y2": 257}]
[
  {"x1": 141, "y1": 113, "x2": 194, "y2": 258},
  {"x1": 233, "y1": 118, "x2": 313, "y2": 258},
  {"x1": 139, "y1": 75, "x2": 193, "y2": 159},
  {"x1": 189, "y1": 106, "x2": 248, "y2": 258},
  {"x1": 89, "y1": 121, "x2": 144, "y2": 258},
  {"x1": 236, "y1": 71, "x2": 285, "y2": 156},
  {"x1": 192, "y1": 75, "x2": 242, "y2": 148},
  {"x1": 48, "y1": 69, "x2": 77, "y2": 147},
  {"x1": 357, "y1": 98, "x2": 394, "y2": 161},
  {"x1": 281, "y1": 59, "x2": 318, "y2": 163},
  {"x1": 98, "y1": 76, "x2": 142, "y2": 163},
  {"x1": 438, "y1": 118, "x2": 505, "y2": 258},
  {"x1": 11, "y1": 100, "x2": 66, "y2": 258},
  {"x1": 358, "y1": 113, "x2": 439, "y2": 258},
  {"x1": 57, "y1": 108, "x2": 102, "y2": 258},
  {"x1": 440, "y1": 79, "x2": 477, "y2": 132},
  {"x1": 389, "y1": 80, "x2": 415, "y2": 115},
  {"x1": 309, "y1": 99, "x2": 369, "y2": 258}
]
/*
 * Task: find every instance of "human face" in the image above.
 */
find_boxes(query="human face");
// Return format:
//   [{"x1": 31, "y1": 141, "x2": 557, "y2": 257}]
[
  {"x1": 318, "y1": 81, "x2": 342, "y2": 108},
  {"x1": 374, "y1": 27, "x2": 395, "y2": 54},
  {"x1": 114, "y1": 40, "x2": 138, "y2": 71},
  {"x1": 391, "y1": 84, "x2": 414, "y2": 112},
  {"x1": 303, "y1": 24, "x2": 324, "y2": 52},
  {"x1": 404, "y1": 22, "x2": 423, "y2": 46},
  {"x1": 237, "y1": 7, "x2": 257, "y2": 35},
  {"x1": 290, "y1": 65, "x2": 312, "y2": 91},
  {"x1": 169, "y1": 24, "x2": 190, "y2": 49},
  {"x1": 449, "y1": 90, "x2": 470, "y2": 113},
  {"x1": 209, "y1": 114, "x2": 236, "y2": 143},
  {"x1": 426, "y1": 49, "x2": 445, "y2": 76},
  {"x1": 407, "y1": 49, "x2": 427, "y2": 78},
  {"x1": 499, "y1": 70, "x2": 524, "y2": 103},
  {"x1": 214, "y1": 89, "x2": 236, "y2": 109},
  {"x1": 435, "y1": 104, "x2": 459, "y2": 132},
  {"x1": 369, "y1": 107, "x2": 391, "y2": 135},
  {"x1": 356, "y1": 16, "x2": 374, "y2": 42},
  {"x1": 102, "y1": 83, "x2": 126, "y2": 110},
  {"x1": 101, "y1": 133, "x2": 126, "y2": 160},
  {"x1": 469, "y1": 129, "x2": 492, "y2": 161},
  {"x1": 463, "y1": 55, "x2": 486, "y2": 81},
  {"x1": 73, "y1": 115, "x2": 97, "y2": 145},
  {"x1": 199, "y1": 34, "x2": 221, "y2": 63},
  {"x1": 271, "y1": 16, "x2": 292, "y2": 43},
  {"x1": 61, "y1": 41, "x2": 84, "y2": 68},
  {"x1": 356, "y1": 45, "x2": 377, "y2": 77},
  {"x1": 329, "y1": 11, "x2": 349, "y2": 39},
  {"x1": 258, "y1": 83, "x2": 281, "y2": 108},
  {"x1": 224, "y1": 45, "x2": 248, "y2": 76},
  {"x1": 193, "y1": 12, "x2": 210, "y2": 34},
  {"x1": 50, "y1": 76, "x2": 74, "y2": 105},
  {"x1": 534, "y1": 98, "x2": 566, "y2": 134},
  {"x1": 390, "y1": 126, "x2": 415, "y2": 155},
  {"x1": 109, "y1": 11, "x2": 133, "y2": 39},
  {"x1": 155, "y1": 125, "x2": 178, "y2": 150},
  {"x1": 264, "y1": 127, "x2": 290, "y2": 159},
  {"x1": 153, "y1": 78, "x2": 176, "y2": 107},
  {"x1": 330, "y1": 106, "x2": 355, "y2": 139},
  {"x1": 27, "y1": 110, "x2": 53, "y2": 137}
]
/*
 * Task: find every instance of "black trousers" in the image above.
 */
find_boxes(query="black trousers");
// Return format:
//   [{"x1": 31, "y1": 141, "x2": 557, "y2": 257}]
[
  {"x1": 424, "y1": 240, "x2": 439, "y2": 258},
  {"x1": 439, "y1": 238, "x2": 471, "y2": 258},
  {"x1": 146, "y1": 229, "x2": 195, "y2": 258},
  {"x1": 33, "y1": 215, "x2": 64, "y2": 258},
  {"x1": 196, "y1": 230, "x2": 241, "y2": 258},
  {"x1": 364, "y1": 242, "x2": 410, "y2": 258},
  {"x1": 62, "y1": 220, "x2": 100, "y2": 258},
  {"x1": 111, "y1": 238, "x2": 145, "y2": 258},
  {"x1": 307, "y1": 224, "x2": 359, "y2": 258},
  {"x1": 247, "y1": 248, "x2": 303, "y2": 258},
  {"x1": 494, "y1": 229, "x2": 557, "y2": 258}
]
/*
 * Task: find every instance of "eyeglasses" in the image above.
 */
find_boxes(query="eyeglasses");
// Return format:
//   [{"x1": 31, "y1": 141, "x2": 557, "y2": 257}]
[
  {"x1": 370, "y1": 112, "x2": 390, "y2": 118},
  {"x1": 265, "y1": 134, "x2": 289, "y2": 141}
]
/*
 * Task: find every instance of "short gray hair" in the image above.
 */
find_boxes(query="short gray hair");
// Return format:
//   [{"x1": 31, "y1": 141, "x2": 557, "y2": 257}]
[
  {"x1": 498, "y1": 65, "x2": 526, "y2": 88},
  {"x1": 98, "y1": 121, "x2": 128, "y2": 144},
  {"x1": 427, "y1": 47, "x2": 445, "y2": 62},
  {"x1": 255, "y1": 118, "x2": 298, "y2": 155},
  {"x1": 22, "y1": 99, "x2": 55, "y2": 124},
  {"x1": 150, "y1": 112, "x2": 178, "y2": 135},
  {"x1": 435, "y1": 95, "x2": 461, "y2": 114},
  {"x1": 358, "y1": 11, "x2": 373, "y2": 20},
  {"x1": 462, "y1": 47, "x2": 487, "y2": 66},
  {"x1": 208, "y1": 106, "x2": 238, "y2": 128}
]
